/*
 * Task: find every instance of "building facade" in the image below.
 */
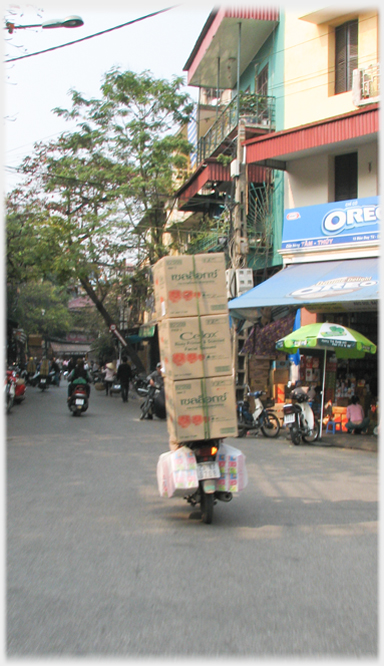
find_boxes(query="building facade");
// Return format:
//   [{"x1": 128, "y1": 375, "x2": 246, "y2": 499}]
[{"x1": 174, "y1": 5, "x2": 379, "y2": 411}]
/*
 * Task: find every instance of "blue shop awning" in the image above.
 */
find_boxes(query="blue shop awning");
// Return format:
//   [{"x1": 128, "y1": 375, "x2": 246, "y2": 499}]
[{"x1": 228, "y1": 257, "x2": 379, "y2": 321}]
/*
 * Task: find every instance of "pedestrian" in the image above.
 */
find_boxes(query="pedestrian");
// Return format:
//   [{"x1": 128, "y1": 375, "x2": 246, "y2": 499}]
[
  {"x1": 104, "y1": 362, "x2": 115, "y2": 396},
  {"x1": 345, "y1": 395, "x2": 370, "y2": 434},
  {"x1": 50, "y1": 357, "x2": 61, "y2": 386},
  {"x1": 116, "y1": 356, "x2": 132, "y2": 402}
]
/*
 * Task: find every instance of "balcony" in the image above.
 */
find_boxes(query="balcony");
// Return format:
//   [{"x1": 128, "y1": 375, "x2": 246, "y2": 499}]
[
  {"x1": 352, "y1": 63, "x2": 380, "y2": 107},
  {"x1": 196, "y1": 92, "x2": 276, "y2": 165}
]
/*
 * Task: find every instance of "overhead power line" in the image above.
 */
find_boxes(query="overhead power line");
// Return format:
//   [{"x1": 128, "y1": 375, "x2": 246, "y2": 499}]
[{"x1": 4, "y1": 5, "x2": 179, "y2": 63}]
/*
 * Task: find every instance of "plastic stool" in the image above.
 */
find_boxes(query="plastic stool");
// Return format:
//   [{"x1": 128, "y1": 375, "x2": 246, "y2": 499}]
[{"x1": 325, "y1": 420, "x2": 342, "y2": 434}]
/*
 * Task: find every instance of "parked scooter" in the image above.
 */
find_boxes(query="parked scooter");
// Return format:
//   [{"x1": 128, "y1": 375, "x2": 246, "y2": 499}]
[
  {"x1": 237, "y1": 385, "x2": 280, "y2": 438},
  {"x1": 140, "y1": 382, "x2": 166, "y2": 420},
  {"x1": 5, "y1": 370, "x2": 16, "y2": 413},
  {"x1": 133, "y1": 373, "x2": 149, "y2": 398},
  {"x1": 11, "y1": 366, "x2": 26, "y2": 404},
  {"x1": 283, "y1": 384, "x2": 319, "y2": 445},
  {"x1": 68, "y1": 384, "x2": 89, "y2": 416}
]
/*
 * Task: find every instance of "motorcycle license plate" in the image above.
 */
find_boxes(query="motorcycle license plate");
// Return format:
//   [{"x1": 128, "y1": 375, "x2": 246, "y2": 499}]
[
  {"x1": 75, "y1": 399, "x2": 84, "y2": 406},
  {"x1": 196, "y1": 462, "x2": 220, "y2": 481},
  {"x1": 41, "y1": 379, "x2": 46, "y2": 384},
  {"x1": 284, "y1": 413, "x2": 295, "y2": 425}
]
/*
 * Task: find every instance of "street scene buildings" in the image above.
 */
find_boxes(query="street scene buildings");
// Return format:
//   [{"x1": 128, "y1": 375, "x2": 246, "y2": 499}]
[{"x1": 5, "y1": 3, "x2": 379, "y2": 658}]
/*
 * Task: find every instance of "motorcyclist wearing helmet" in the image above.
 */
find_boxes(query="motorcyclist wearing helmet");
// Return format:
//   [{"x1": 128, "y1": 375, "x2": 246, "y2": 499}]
[{"x1": 67, "y1": 358, "x2": 92, "y2": 401}]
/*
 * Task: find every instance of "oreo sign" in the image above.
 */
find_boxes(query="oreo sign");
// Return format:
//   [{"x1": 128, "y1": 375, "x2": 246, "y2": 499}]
[
  {"x1": 322, "y1": 203, "x2": 380, "y2": 236},
  {"x1": 289, "y1": 275, "x2": 378, "y2": 300},
  {"x1": 282, "y1": 196, "x2": 380, "y2": 251}
]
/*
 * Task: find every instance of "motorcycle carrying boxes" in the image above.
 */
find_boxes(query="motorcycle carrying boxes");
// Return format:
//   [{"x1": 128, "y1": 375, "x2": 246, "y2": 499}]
[{"x1": 157, "y1": 443, "x2": 248, "y2": 498}]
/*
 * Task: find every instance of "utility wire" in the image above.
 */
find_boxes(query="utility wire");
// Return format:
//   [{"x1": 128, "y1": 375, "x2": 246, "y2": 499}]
[{"x1": 4, "y1": 5, "x2": 179, "y2": 63}]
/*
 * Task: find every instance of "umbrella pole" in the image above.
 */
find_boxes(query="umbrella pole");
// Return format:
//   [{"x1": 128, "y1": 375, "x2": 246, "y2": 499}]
[{"x1": 320, "y1": 349, "x2": 327, "y2": 439}]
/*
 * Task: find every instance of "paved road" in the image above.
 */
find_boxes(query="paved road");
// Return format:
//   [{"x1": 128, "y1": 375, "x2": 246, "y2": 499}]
[{"x1": 7, "y1": 381, "x2": 378, "y2": 657}]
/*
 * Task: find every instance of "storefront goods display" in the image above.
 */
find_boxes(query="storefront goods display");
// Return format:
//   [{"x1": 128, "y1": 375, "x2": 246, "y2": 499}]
[
  {"x1": 164, "y1": 375, "x2": 238, "y2": 443},
  {"x1": 152, "y1": 253, "x2": 228, "y2": 319},
  {"x1": 158, "y1": 314, "x2": 232, "y2": 380},
  {"x1": 276, "y1": 322, "x2": 377, "y2": 437},
  {"x1": 242, "y1": 313, "x2": 295, "y2": 357},
  {"x1": 248, "y1": 357, "x2": 270, "y2": 393}
]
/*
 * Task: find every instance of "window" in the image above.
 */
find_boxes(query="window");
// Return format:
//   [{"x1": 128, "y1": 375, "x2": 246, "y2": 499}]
[
  {"x1": 335, "y1": 20, "x2": 358, "y2": 94},
  {"x1": 256, "y1": 64, "x2": 268, "y2": 96},
  {"x1": 334, "y1": 153, "x2": 358, "y2": 201}
]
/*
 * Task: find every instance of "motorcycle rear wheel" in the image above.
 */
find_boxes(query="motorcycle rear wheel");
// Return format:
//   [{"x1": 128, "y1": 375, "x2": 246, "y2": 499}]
[
  {"x1": 290, "y1": 425, "x2": 301, "y2": 445},
  {"x1": 237, "y1": 423, "x2": 248, "y2": 437},
  {"x1": 261, "y1": 412, "x2": 280, "y2": 438},
  {"x1": 200, "y1": 490, "x2": 214, "y2": 524},
  {"x1": 6, "y1": 394, "x2": 14, "y2": 414},
  {"x1": 140, "y1": 400, "x2": 151, "y2": 420},
  {"x1": 302, "y1": 419, "x2": 320, "y2": 443}
]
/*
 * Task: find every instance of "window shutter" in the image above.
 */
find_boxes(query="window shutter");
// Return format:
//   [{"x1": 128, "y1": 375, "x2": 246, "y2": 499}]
[
  {"x1": 335, "y1": 24, "x2": 347, "y2": 94},
  {"x1": 347, "y1": 20, "x2": 358, "y2": 90}
]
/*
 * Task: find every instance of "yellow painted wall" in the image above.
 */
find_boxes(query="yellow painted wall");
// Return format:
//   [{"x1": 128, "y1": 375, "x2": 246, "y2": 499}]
[{"x1": 284, "y1": 10, "x2": 379, "y2": 129}]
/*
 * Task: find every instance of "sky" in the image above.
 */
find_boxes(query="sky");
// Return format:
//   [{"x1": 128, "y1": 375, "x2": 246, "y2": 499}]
[{"x1": 3, "y1": 0, "x2": 217, "y2": 192}]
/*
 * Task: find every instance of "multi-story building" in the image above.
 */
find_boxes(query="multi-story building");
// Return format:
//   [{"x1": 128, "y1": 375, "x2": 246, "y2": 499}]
[{"x1": 174, "y1": 6, "x2": 379, "y2": 410}]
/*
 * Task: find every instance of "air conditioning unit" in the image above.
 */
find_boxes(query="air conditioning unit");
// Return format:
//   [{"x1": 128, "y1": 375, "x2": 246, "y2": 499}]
[
  {"x1": 235, "y1": 268, "x2": 254, "y2": 295},
  {"x1": 225, "y1": 269, "x2": 236, "y2": 299},
  {"x1": 230, "y1": 159, "x2": 240, "y2": 177}
]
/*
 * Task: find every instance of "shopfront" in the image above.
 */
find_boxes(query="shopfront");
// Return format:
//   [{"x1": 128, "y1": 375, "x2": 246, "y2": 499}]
[{"x1": 228, "y1": 196, "x2": 379, "y2": 423}]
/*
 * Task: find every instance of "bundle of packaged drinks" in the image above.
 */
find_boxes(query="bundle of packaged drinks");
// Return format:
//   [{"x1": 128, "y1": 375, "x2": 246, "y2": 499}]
[{"x1": 157, "y1": 442, "x2": 248, "y2": 498}]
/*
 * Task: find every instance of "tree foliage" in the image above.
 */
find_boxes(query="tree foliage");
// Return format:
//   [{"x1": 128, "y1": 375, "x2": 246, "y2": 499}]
[
  {"x1": 8, "y1": 280, "x2": 73, "y2": 339},
  {"x1": 6, "y1": 68, "x2": 194, "y2": 342}
]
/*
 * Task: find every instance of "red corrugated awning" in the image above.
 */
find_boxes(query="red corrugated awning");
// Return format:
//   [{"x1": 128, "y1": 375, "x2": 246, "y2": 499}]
[
  {"x1": 244, "y1": 105, "x2": 379, "y2": 166},
  {"x1": 177, "y1": 161, "x2": 270, "y2": 203}
]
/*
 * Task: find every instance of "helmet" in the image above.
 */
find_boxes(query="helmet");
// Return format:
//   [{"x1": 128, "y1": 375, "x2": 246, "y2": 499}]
[{"x1": 156, "y1": 362, "x2": 162, "y2": 368}]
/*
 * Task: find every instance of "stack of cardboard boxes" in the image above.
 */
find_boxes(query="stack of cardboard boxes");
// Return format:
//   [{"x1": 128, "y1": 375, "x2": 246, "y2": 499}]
[{"x1": 152, "y1": 253, "x2": 238, "y2": 443}]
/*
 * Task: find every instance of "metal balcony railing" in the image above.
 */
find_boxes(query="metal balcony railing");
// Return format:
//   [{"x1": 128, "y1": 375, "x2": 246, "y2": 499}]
[{"x1": 197, "y1": 92, "x2": 275, "y2": 165}]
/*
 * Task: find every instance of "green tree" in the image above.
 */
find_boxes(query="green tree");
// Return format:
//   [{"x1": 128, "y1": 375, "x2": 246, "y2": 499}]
[
  {"x1": 9, "y1": 280, "x2": 73, "y2": 339},
  {"x1": 7, "y1": 68, "x2": 193, "y2": 371}
]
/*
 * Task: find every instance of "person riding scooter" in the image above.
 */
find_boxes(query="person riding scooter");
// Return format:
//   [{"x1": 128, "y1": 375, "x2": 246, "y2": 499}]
[
  {"x1": 67, "y1": 359, "x2": 92, "y2": 402},
  {"x1": 142, "y1": 363, "x2": 164, "y2": 420}
]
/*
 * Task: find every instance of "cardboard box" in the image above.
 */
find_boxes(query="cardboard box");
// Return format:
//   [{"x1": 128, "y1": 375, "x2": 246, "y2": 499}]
[
  {"x1": 152, "y1": 253, "x2": 228, "y2": 319},
  {"x1": 159, "y1": 315, "x2": 232, "y2": 380},
  {"x1": 164, "y1": 375, "x2": 238, "y2": 443},
  {"x1": 270, "y1": 368, "x2": 290, "y2": 385},
  {"x1": 272, "y1": 383, "x2": 286, "y2": 403}
]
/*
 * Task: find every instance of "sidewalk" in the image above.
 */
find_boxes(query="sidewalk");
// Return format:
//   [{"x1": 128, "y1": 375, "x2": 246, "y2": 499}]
[{"x1": 317, "y1": 430, "x2": 378, "y2": 453}]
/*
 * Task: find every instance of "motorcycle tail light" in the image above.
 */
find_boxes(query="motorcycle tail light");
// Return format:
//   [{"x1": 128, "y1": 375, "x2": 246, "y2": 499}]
[
  {"x1": 283, "y1": 404, "x2": 295, "y2": 415},
  {"x1": 194, "y1": 443, "x2": 218, "y2": 460}
]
